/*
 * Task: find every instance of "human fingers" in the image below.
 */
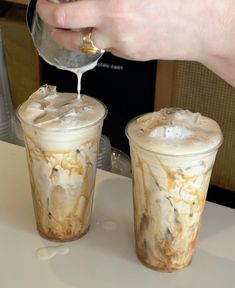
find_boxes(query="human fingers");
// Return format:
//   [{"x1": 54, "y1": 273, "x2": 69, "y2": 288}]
[
  {"x1": 36, "y1": 0, "x2": 102, "y2": 29},
  {"x1": 51, "y1": 28, "x2": 111, "y2": 51}
]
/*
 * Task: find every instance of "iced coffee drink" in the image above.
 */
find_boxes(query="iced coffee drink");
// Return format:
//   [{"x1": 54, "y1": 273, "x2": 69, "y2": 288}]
[
  {"x1": 17, "y1": 85, "x2": 107, "y2": 242},
  {"x1": 126, "y1": 108, "x2": 223, "y2": 271}
]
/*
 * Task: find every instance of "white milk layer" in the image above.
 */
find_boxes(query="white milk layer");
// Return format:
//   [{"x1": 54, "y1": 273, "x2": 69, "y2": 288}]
[
  {"x1": 18, "y1": 85, "x2": 106, "y2": 129},
  {"x1": 126, "y1": 108, "x2": 222, "y2": 155},
  {"x1": 17, "y1": 85, "x2": 107, "y2": 151}
]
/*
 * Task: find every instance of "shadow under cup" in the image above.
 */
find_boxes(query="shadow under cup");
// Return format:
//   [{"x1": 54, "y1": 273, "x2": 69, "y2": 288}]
[
  {"x1": 17, "y1": 99, "x2": 107, "y2": 242},
  {"x1": 126, "y1": 118, "x2": 223, "y2": 272}
]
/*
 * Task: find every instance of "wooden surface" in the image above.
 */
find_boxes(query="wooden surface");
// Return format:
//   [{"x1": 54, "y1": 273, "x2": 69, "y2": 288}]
[
  {"x1": 0, "y1": 4, "x2": 40, "y2": 108},
  {"x1": 2, "y1": 0, "x2": 28, "y2": 5},
  {"x1": 154, "y1": 60, "x2": 176, "y2": 111}
]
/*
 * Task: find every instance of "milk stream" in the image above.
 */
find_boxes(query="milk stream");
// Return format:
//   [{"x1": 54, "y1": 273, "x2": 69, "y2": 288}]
[
  {"x1": 67, "y1": 60, "x2": 98, "y2": 99},
  {"x1": 76, "y1": 71, "x2": 83, "y2": 98}
]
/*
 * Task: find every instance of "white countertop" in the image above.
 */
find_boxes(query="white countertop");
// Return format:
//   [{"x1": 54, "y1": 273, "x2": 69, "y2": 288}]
[{"x1": 0, "y1": 140, "x2": 235, "y2": 287}]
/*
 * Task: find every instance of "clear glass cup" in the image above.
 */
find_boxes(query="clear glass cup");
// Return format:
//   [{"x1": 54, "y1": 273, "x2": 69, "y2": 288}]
[{"x1": 27, "y1": 0, "x2": 104, "y2": 71}]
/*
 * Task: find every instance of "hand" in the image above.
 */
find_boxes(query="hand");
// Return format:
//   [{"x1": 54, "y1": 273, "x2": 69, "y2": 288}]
[
  {"x1": 36, "y1": 0, "x2": 209, "y2": 61},
  {"x1": 36, "y1": 0, "x2": 235, "y2": 86}
]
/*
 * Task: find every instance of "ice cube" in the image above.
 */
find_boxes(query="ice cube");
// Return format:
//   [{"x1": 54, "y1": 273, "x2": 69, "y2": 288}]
[{"x1": 149, "y1": 125, "x2": 191, "y2": 139}]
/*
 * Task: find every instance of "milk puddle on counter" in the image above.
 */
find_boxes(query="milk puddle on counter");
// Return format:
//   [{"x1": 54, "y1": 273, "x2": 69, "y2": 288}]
[{"x1": 36, "y1": 245, "x2": 70, "y2": 260}]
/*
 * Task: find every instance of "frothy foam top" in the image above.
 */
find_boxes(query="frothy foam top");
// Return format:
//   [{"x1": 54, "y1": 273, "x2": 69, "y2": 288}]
[
  {"x1": 126, "y1": 108, "x2": 223, "y2": 155},
  {"x1": 18, "y1": 85, "x2": 106, "y2": 129}
]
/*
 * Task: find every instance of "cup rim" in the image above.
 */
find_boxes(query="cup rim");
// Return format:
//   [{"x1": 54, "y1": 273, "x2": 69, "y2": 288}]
[
  {"x1": 16, "y1": 94, "x2": 108, "y2": 132},
  {"x1": 125, "y1": 112, "x2": 223, "y2": 158}
]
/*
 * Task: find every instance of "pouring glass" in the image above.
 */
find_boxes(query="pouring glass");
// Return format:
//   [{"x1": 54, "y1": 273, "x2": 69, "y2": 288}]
[{"x1": 26, "y1": 0, "x2": 104, "y2": 72}]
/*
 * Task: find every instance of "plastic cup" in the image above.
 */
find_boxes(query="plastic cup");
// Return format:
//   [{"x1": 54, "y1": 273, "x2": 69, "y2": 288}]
[
  {"x1": 17, "y1": 94, "x2": 107, "y2": 242},
  {"x1": 126, "y1": 110, "x2": 223, "y2": 271},
  {"x1": 97, "y1": 134, "x2": 112, "y2": 171}
]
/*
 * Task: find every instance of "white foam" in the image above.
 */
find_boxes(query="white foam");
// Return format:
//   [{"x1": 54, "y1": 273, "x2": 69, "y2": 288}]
[
  {"x1": 127, "y1": 108, "x2": 222, "y2": 155},
  {"x1": 18, "y1": 85, "x2": 106, "y2": 130},
  {"x1": 149, "y1": 125, "x2": 192, "y2": 139}
]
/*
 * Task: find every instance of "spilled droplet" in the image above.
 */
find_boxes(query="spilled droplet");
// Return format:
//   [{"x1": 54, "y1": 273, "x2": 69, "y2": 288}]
[
  {"x1": 101, "y1": 220, "x2": 117, "y2": 231},
  {"x1": 36, "y1": 245, "x2": 70, "y2": 260}
]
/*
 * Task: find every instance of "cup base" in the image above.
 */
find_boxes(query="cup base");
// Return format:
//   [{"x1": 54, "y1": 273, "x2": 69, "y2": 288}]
[
  {"x1": 136, "y1": 251, "x2": 192, "y2": 273},
  {"x1": 36, "y1": 225, "x2": 90, "y2": 243}
]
